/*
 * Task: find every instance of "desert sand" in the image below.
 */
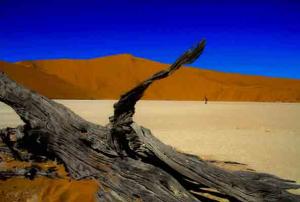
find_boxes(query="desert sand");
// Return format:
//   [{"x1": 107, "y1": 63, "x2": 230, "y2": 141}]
[
  {"x1": 1, "y1": 54, "x2": 300, "y2": 101},
  {"x1": 1, "y1": 100, "x2": 299, "y2": 184}
]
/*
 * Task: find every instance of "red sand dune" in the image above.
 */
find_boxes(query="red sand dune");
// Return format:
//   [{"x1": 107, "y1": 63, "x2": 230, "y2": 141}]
[
  {"x1": 0, "y1": 61, "x2": 87, "y2": 99},
  {"x1": 1, "y1": 54, "x2": 300, "y2": 102}
]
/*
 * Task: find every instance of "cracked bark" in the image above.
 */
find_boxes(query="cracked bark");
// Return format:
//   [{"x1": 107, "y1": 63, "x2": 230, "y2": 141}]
[{"x1": 0, "y1": 40, "x2": 299, "y2": 201}]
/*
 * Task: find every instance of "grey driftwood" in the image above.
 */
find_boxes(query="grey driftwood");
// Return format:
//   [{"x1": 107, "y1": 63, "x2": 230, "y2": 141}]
[{"x1": 0, "y1": 40, "x2": 299, "y2": 201}]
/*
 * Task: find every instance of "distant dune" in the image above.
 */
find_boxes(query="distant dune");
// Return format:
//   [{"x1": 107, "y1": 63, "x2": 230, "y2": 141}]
[
  {"x1": 0, "y1": 61, "x2": 87, "y2": 98},
  {"x1": 1, "y1": 54, "x2": 300, "y2": 101}
]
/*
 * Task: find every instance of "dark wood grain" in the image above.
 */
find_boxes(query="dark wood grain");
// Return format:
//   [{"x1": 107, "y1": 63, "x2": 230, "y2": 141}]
[{"x1": 0, "y1": 40, "x2": 299, "y2": 201}]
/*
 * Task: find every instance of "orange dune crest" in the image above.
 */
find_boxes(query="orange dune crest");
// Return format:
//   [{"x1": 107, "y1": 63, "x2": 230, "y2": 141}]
[
  {"x1": 0, "y1": 61, "x2": 87, "y2": 99},
  {"x1": 0, "y1": 54, "x2": 299, "y2": 102}
]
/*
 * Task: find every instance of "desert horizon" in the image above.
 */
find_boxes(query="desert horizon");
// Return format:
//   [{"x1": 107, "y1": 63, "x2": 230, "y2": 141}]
[
  {"x1": 1, "y1": 54, "x2": 300, "y2": 102},
  {"x1": 1, "y1": 44, "x2": 300, "y2": 202},
  {"x1": 1, "y1": 1, "x2": 300, "y2": 201}
]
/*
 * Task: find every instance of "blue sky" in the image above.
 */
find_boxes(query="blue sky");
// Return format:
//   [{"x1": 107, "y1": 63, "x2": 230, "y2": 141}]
[{"x1": 0, "y1": 0, "x2": 299, "y2": 79}]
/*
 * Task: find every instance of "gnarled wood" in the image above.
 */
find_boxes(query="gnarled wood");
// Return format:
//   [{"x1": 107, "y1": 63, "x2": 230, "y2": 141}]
[{"x1": 0, "y1": 40, "x2": 299, "y2": 201}]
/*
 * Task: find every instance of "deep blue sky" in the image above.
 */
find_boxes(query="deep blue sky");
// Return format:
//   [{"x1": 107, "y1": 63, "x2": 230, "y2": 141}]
[{"x1": 0, "y1": 0, "x2": 299, "y2": 79}]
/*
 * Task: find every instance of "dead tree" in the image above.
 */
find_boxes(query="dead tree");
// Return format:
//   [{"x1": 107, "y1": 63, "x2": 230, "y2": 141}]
[{"x1": 0, "y1": 40, "x2": 299, "y2": 202}]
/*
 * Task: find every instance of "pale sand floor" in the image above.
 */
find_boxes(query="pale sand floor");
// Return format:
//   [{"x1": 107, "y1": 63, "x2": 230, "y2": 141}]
[{"x1": 1, "y1": 100, "x2": 299, "y2": 185}]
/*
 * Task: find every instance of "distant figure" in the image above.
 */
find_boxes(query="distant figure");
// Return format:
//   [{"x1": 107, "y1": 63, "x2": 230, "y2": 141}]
[{"x1": 204, "y1": 96, "x2": 208, "y2": 104}]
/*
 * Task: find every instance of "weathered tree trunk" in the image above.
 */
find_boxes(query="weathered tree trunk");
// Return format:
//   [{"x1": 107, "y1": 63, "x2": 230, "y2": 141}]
[{"x1": 0, "y1": 40, "x2": 299, "y2": 202}]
